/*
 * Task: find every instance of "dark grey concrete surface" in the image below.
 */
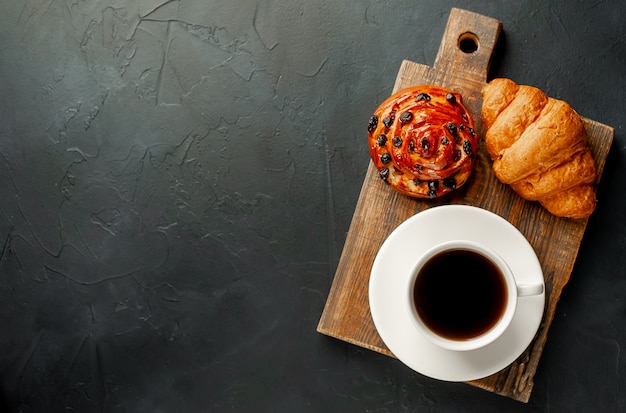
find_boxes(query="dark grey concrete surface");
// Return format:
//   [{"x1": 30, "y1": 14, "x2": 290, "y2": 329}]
[{"x1": 1, "y1": 0, "x2": 624, "y2": 412}]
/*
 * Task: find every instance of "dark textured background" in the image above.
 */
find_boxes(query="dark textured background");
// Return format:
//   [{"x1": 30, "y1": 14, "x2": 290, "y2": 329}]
[{"x1": 1, "y1": 0, "x2": 624, "y2": 412}]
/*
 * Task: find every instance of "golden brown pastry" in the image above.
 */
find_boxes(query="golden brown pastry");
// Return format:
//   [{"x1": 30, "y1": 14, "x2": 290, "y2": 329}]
[
  {"x1": 481, "y1": 78, "x2": 597, "y2": 218},
  {"x1": 368, "y1": 85, "x2": 477, "y2": 198}
]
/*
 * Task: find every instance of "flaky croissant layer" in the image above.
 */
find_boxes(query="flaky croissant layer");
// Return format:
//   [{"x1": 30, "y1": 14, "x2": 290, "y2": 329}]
[{"x1": 481, "y1": 78, "x2": 597, "y2": 218}]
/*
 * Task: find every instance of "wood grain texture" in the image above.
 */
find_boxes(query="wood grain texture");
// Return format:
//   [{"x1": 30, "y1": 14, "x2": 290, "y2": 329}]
[{"x1": 317, "y1": 8, "x2": 614, "y2": 403}]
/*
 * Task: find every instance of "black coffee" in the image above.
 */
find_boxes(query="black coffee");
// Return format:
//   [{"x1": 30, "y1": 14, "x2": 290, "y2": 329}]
[{"x1": 413, "y1": 249, "x2": 507, "y2": 340}]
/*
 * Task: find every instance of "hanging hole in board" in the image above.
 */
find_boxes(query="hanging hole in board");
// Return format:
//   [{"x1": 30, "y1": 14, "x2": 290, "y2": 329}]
[{"x1": 458, "y1": 32, "x2": 479, "y2": 54}]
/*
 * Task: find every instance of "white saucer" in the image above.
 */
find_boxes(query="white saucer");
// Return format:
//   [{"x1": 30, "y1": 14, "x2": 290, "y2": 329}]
[{"x1": 369, "y1": 205, "x2": 545, "y2": 382}]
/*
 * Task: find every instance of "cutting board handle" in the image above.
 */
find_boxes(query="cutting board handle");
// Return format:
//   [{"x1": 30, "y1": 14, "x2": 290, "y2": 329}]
[{"x1": 433, "y1": 8, "x2": 502, "y2": 84}]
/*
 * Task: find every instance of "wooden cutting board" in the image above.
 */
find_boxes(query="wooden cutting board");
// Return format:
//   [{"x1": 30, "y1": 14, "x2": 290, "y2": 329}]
[{"x1": 317, "y1": 8, "x2": 614, "y2": 403}]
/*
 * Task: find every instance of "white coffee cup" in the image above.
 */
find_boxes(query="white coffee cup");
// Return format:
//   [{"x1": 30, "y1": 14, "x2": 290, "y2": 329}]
[{"x1": 407, "y1": 240, "x2": 544, "y2": 352}]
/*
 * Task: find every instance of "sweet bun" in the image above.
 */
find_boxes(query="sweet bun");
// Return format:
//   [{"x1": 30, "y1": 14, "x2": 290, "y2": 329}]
[{"x1": 368, "y1": 85, "x2": 477, "y2": 198}]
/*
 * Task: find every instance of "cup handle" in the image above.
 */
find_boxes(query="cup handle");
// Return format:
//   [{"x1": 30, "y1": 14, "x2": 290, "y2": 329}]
[{"x1": 517, "y1": 283, "x2": 544, "y2": 297}]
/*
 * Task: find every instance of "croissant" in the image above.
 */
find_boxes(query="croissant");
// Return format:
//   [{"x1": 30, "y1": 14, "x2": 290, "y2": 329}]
[
  {"x1": 481, "y1": 78, "x2": 597, "y2": 218},
  {"x1": 368, "y1": 85, "x2": 477, "y2": 198}
]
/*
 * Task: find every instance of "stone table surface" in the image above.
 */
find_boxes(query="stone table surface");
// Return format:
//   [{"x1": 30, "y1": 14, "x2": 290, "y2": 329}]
[{"x1": 0, "y1": 1, "x2": 625, "y2": 412}]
